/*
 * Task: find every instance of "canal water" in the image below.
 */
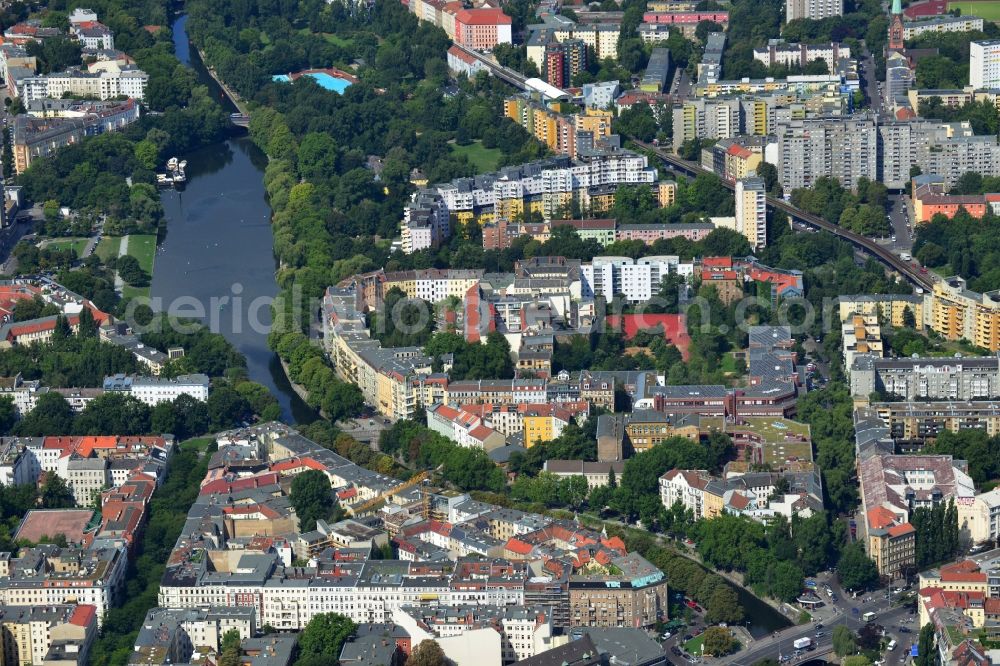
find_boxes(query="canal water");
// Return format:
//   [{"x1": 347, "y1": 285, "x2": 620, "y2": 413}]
[
  {"x1": 735, "y1": 585, "x2": 793, "y2": 637},
  {"x1": 148, "y1": 14, "x2": 317, "y2": 424}
]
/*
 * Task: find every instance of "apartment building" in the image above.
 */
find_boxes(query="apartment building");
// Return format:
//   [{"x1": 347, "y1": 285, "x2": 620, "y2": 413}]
[
  {"x1": 870, "y1": 400, "x2": 1000, "y2": 440},
  {"x1": 753, "y1": 40, "x2": 850, "y2": 71},
  {"x1": 841, "y1": 314, "x2": 884, "y2": 379},
  {"x1": 616, "y1": 223, "x2": 715, "y2": 243},
  {"x1": 735, "y1": 176, "x2": 767, "y2": 250},
  {"x1": 504, "y1": 98, "x2": 614, "y2": 159},
  {"x1": 701, "y1": 137, "x2": 767, "y2": 182},
  {"x1": 567, "y1": 553, "x2": 668, "y2": 628},
  {"x1": 785, "y1": 0, "x2": 842, "y2": 21},
  {"x1": 858, "y1": 451, "x2": 976, "y2": 524},
  {"x1": 931, "y1": 277, "x2": 1000, "y2": 351},
  {"x1": 21, "y1": 63, "x2": 147, "y2": 103},
  {"x1": 904, "y1": 14, "x2": 983, "y2": 39},
  {"x1": 837, "y1": 294, "x2": 926, "y2": 331},
  {"x1": 426, "y1": 403, "x2": 507, "y2": 451},
  {"x1": 542, "y1": 460, "x2": 625, "y2": 489},
  {"x1": 11, "y1": 98, "x2": 141, "y2": 174},
  {"x1": 776, "y1": 116, "x2": 877, "y2": 190},
  {"x1": 865, "y1": 505, "x2": 916, "y2": 579},
  {"x1": 580, "y1": 256, "x2": 684, "y2": 303},
  {"x1": 406, "y1": 0, "x2": 512, "y2": 49},
  {"x1": 453, "y1": 8, "x2": 512, "y2": 50},
  {"x1": 641, "y1": 48, "x2": 671, "y2": 93},
  {"x1": 912, "y1": 174, "x2": 991, "y2": 222},
  {"x1": 640, "y1": 11, "x2": 729, "y2": 38},
  {"x1": 543, "y1": 39, "x2": 587, "y2": 88},
  {"x1": 850, "y1": 354, "x2": 1000, "y2": 401},
  {"x1": 102, "y1": 373, "x2": 209, "y2": 405},
  {"x1": 128, "y1": 606, "x2": 257, "y2": 666},
  {"x1": 0, "y1": 546, "x2": 127, "y2": 624},
  {"x1": 0, "y1": 604, "x2": 96, "y2": 666},
  {"x1": 393, "y1": 605, "x2": 553, "y2": 664},
  {"x1": 406, "y1": 152, "x2": 656, "y2": 242},
  {"x1": 400, "y1": 190, "x2": 451, "y2": 254},
  {"x1": 526, "y1": 15, "x2": 619, "y2": 67},
  {"x1": 970, "y1": 40, "x2": 1000, "y2": 89},
  {"x1": 879, "y1": 119, "x2": 1000, "y2": 189}
]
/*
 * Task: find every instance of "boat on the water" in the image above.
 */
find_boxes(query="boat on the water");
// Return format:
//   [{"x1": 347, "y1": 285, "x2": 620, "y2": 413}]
[{"x1": 157, "y1": 158, "x2": 188, "y2": 187}]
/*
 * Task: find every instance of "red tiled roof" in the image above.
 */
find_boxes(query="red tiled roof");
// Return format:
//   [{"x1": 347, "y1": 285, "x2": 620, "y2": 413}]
[
  {"x1": 703, "y1": 256, "x2": 733, "y2": 268},
  {"x1": 448, "y1": 45, "x2": 477, "y2": 65},
  {"x1": 454, "y1": 7, "x2": 512, "y2": 24},
  {"x1": 506, "y1": 538, "x2": 533, "y2": 555},
  {"x1": 728, "y1": 492, "x2": 750, "y2": 510},
  {"x1": 69, "y1": 605, "x2": 97, "y2": 627},
  {"x1": 468, "y1": 424, "x2": 494, "y2": 440},
  {"x1": 888, "y1": 523, "x2": 915, "y2": 537},
  {"x1": 867, "y1": 505, "x2": 901, "y2": 530}
]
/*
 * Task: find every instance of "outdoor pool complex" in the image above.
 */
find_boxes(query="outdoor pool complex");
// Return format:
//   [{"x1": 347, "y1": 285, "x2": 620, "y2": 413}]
[{"x1": 272, "y1": 72, "x2": 352, "y2": 93}]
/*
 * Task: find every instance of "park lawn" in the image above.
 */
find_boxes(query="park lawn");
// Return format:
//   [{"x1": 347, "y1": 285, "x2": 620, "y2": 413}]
[
  {"x1": 44, "y1": 238, "x2": 89, "y2": 257},
  {"x1": 721, "y1": 354, "x2": 739, "y2": 374},
  {"x1": 451, "y1": 140, "x2": 503, "y2": 173},
  {"x1": 684, "y1": 635, "x2": 705, "y2": 656},
  {"x1": 299, "y1": 28, "x2": 352, "y2": 47},
  {"x1": 948, "y1": 0, "x2": 1000, "y2": 20},
  {"x1": 122, "y1": 234, "x2": 157, "y2": 299},
  {"x1": 95, "y1": 236, "x2": 121, "y2": 263},
  {"x1": 180, "y1": 437, "x2": 214, "y2": 453}
]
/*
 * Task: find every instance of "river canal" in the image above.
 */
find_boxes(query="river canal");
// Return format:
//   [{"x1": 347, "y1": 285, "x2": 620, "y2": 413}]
[{"x1": 148, "y1": 14, "x2": 317, "y2": 424}]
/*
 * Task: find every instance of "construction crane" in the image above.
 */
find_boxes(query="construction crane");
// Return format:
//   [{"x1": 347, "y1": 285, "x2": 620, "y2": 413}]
[{"x1": 348, "y1": 470, "x2": 431, "y2": 517}]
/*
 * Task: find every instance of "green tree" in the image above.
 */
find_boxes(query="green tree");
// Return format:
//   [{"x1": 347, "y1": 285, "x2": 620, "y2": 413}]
[
  {"x1": 15, "y1": 392, "x2": 75, "y2": 436},
  {"x1": 408, "y1": 640, "x2": 448, "y2": 666},
  {"x1": 290, "y1": 469, "x2": 338, "y2": 532},
  {"x1": 837, "y1": 543, "x2": 879, "y2": 590},
  {"x1": 915, "y1": 624, "x2": 936, "y2": 666},
  {"x1": 702, "y1": 627, "x2": 739, "y2": 656},
  {"x1": 705, "y1": 583, "x2": 744, "y2": 624},
  {"x1": 833, "y1": 625, "x2": 857, "y2": 657},
  {"x1": 295, "y1": 613, "x2": 356, "y2": 665},
  {"x1": 74, "y1": 393, "x2": 151, "y2": 435},
  {"x1": 40, "y1": 472, "x2": 74, "y2": 508},
  {"x1": 0, "y1": 397, "x2": 16, "y2": 435}
]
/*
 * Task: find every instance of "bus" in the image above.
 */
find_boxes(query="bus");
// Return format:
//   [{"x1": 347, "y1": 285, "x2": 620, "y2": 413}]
[{"x1": 863, "y1": 612, "x2": 877, "y2": 622}]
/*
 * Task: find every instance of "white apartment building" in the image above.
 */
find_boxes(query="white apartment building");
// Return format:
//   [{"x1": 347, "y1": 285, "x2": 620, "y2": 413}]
[
  {"x1": 580, "y1": 255, "x2": 685, "y2": 303},
  {"x1": 157, "y1": 575, "x2": 525, "y2": 631},
  {"x1": 65, "y1": 458, "x2": 109, "y2": 505},
  {"x1": 103, "y1": 373, "x2": 210, "y2": 406},
  {"x1": 970, "y1": 40, "x2": 1000, "y2": 89},
  {"x1": 659, "y1": 469, "x2": 711, "y2": 519},
  {"x1": 752, "y1": 41, "x2": 850, "y2": 72},
  {"x1": 401, "y1": 191, "x2": 450, "y2": 254},
  {"x1": 21, "y1": 64, "x2": 148, "y2": 103},
  {"x1": 903, "y1": 15, "x2": 983, "y2": 39},
  {"x1": 0, "y1": 547, "x2": 128, "y2": 626},
  {"x1": 963, "y1": 487, "x2": 1000, "y2": 544},
  {"x1": 392, "y1": 606, "x2": 553, "y2": 664},
  {"x1": 785, "y1": 0, "x2": 842, "y2": 21},
  {"x1": 735, "y1": 176, "x2": 767, "y2": 250}
]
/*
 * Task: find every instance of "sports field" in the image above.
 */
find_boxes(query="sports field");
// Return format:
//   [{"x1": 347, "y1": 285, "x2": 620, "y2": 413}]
[{"x1": 947, "y1": 1, "x2": 1000, "y2": 20}]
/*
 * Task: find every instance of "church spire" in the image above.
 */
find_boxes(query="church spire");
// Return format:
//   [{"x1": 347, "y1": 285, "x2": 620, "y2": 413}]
[{"x1": 891, "y1": 0, "x2": 902, "y2": 15}]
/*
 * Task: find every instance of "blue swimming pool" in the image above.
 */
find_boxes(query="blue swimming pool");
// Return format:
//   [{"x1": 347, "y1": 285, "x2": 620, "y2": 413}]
[{"x1": 271, "y1": 72, "x2": 352, "y2": 94}]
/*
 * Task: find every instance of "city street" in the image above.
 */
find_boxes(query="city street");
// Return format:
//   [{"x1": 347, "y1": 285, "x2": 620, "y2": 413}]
[
  {"x1": 860, "y1": 45, "x2": 882, "y2": 115},
  {"x1": 877, "y1": 193, "x2": 914, "y2": 256},
  {"x1": 663, "y1": 569, "x2": 918, "y2": 666}
]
